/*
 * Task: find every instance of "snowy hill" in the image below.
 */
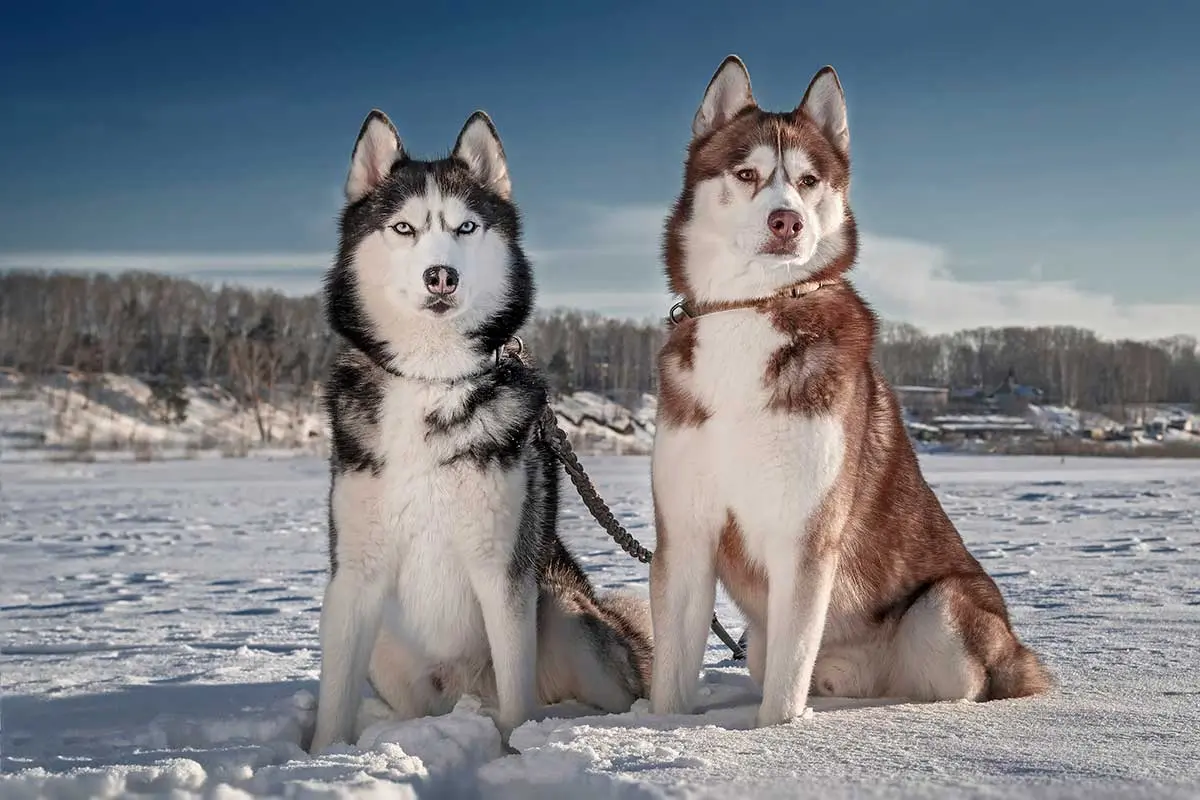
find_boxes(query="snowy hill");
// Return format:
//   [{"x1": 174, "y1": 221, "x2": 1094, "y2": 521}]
[
  {"x1": 552, "y1": 391, "x2": 657, "y2": 455},
  {"x1": 5, "y1": 370, "x2": 1197, "y2": 463},
  {"x1": 0, "y1": 371, "x2": 658, "y2": 462},
  {"x1": 0, "y1": 369, "x2": 326, "y2": 461}
]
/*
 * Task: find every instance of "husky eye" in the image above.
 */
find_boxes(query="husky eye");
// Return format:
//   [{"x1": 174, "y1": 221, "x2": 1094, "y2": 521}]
[
  {"x1": 455, "y1": 220, "x2": 479, "y2": 235},
  {"x1": 799, "y1": 174, "x2": 819, "y2": 188},
  {"x1": 734, "y1": 168, "x2": 757, "y2": 184},
  {"x1": 391, "y1": 221, "x2": 416, "y2": 236}
]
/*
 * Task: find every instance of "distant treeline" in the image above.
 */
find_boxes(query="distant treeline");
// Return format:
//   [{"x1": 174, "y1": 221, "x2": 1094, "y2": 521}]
[{"x1": 1, "y1": 270, "x2": 1197, "y2": 411}]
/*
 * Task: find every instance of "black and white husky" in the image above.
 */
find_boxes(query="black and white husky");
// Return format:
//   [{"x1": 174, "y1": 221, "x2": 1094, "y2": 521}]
[{"x1": 309, "y1": 109, "x2": 653, "y2": 752}]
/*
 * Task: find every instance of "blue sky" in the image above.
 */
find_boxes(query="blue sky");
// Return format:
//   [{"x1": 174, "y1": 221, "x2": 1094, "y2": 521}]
[{"x1": 2, "y1": 0, "x2": 1198, "y2": 337}]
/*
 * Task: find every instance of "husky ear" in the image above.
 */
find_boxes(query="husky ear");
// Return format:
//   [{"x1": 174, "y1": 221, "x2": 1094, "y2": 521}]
[
  {"x1": 346, "y1": 110, "x2": 404, "y2": 202},
  {"x1": 693, "y1": 55, "x2": 755, "y2": 139},
  {"x1": 453, "y1": 111, "x2": 511, "y2": 199},
  {"x1": 797, "y1": 66, "x2": 849, "y2": 155}
]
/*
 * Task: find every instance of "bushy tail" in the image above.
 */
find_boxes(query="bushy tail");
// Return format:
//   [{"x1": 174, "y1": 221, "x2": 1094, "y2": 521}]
[
  {"x1": 594, "y1": 590, "x2": 654, "y2": 695},
  {"x1": 537, "y1": 588, "x2": 654, "y2": 711},
  {"x1": 986, "y1": 642, "x2": 1053, "y2": 700}
]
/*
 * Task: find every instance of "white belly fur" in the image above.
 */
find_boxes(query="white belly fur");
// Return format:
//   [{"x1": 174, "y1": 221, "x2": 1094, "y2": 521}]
[
  {"x1": 373, "y1": 379, "x2": 523, "y2": 663},
  {"x1": 654, "y1": 310, "x2": 844, "y2": 561}
]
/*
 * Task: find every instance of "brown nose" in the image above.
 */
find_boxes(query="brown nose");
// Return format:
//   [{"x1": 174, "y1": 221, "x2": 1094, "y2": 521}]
[
  {"x1": 423, "y1": 265, "x2": 459, "y2": 296},
  {"x1": 767, "y1": 209, "x2": 803, "y2": 241}
]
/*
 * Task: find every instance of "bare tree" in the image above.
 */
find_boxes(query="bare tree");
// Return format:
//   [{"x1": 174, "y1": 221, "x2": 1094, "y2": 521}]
[{"x1": 2, "y1": 269, "x2": 1198, "y2": 415}]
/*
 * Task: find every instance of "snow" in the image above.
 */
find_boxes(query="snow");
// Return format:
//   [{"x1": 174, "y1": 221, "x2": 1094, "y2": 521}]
[
  {"x1": 2, "y1": 455, "x2": 1198, "y2": 798},
  {"x1": 1026, "y1": 404, "x2": 1087, "y2": 436}
]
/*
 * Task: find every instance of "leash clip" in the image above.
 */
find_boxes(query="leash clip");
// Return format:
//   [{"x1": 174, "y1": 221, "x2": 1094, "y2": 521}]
[
  {"x1": 667, "y1": 301, "x2": 689, "y2": 326},
  {"x1": 497, "y1": 335, "x2": 525, "y2": 365}
]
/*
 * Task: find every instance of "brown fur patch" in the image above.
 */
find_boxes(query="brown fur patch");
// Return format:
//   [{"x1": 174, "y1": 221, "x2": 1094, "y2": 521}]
[
  {"x1": 803, "y1": 482, "x2": 851, "y2": 565},
  {"x1": 828, "y1": 367, "x2": 1051, "y2": 698},
  {"x1": 715, "y1": 512, "x2": 767, "y2": 623},
  {"x1": 657, "y1": 319, "x2": 711, "y2": 429},
  {"x1": 759, "y1": 278, "x2": 876, "y2": 415},
  {"x1": 662, "y1": 314, "x2": 700, "y2": 369}
]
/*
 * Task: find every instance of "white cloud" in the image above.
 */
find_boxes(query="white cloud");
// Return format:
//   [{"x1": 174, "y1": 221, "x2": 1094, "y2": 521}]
[
  {"x1": 533, "y1": 204, "x2": 1200, "y2": 339},
  {"x1": 854, "y1": 236, "x2": 1200, "y2": 340}
]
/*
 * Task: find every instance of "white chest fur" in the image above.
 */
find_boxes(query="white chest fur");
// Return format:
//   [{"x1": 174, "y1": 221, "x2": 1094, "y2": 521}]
[
  {"x1": 365, "y1": 378, "x2": 524, "y2": 661},
  {"x1": 653, "y1": 311, "x2": 844, "y2": 562}
]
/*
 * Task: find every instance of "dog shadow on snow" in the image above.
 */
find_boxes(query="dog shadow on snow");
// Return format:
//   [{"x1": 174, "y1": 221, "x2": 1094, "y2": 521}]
[
  {"x1": 1, "y1": 666, "x2": 911, "y2": 774},
  {"x1": 1, "y1": 679, "x2": 319, "y2": 773},
  {"x1": 616, "y1": 662, "x2": 913, "y2": 733}
]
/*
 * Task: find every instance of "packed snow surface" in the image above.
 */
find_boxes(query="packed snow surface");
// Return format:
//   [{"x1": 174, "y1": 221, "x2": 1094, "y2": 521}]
[{"x1": 2, "y1": 455, "x2": 1197, "y2": 798}]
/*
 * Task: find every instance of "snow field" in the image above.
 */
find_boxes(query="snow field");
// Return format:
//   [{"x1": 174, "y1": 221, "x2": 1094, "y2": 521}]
[{"x1": 1, "y1": 455, "x2": 1198, "y2": 798}]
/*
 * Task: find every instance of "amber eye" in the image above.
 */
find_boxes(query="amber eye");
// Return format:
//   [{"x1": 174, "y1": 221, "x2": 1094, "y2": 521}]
[
  {"x1": 734, "y1": 168, "x2": 757, "y2": 183},
  {"x1": 799, "y1": 174, "x2": 819, "y2": 188}
]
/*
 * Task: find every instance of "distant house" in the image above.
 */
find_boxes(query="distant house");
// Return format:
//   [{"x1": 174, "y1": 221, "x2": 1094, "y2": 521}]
[
  {"x1": 990, "y1": 369, "x2": 1044, "y2": 415},
  {"x1": 949, "y1": 369, "x2": 1044, "y2": 415},
  {"x1": 893, "y1": 385, "x2": 949, "y2": 416}
]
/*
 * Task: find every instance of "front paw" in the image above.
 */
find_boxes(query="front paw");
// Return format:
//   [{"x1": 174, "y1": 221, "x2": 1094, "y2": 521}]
[
  {"x1": 649, "y1": 685, "x2": 695, "y2": 716},
  {"x1": 479, "y1": 706, "x2": 525, "y2": 753},
  {"x1": 308, "y1": 719, "x2": 352, "y2": 755},
  {"x1": 307, "y1": 731, "x2": 337, "y2": 755},
  {"x1": 650, "y1": 698, "x2": 692, "y2": 716},
  {"x1": 755, "y1": 703, "x2": 814, "y2": 728}
]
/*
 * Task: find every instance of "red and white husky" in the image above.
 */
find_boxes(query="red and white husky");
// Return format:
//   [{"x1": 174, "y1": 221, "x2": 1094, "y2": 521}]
[{"x1": 649, "y1": 56, "x2": 1051, "y2": 727}]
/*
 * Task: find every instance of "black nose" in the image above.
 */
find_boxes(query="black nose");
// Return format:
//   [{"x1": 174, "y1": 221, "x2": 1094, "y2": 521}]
[{"x1": 423, "y1": 265, "x2": 459, "y2": 295}]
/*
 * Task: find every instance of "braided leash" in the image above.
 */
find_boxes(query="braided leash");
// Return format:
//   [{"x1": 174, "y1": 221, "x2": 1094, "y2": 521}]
[
  {"x1": 498, "y1": 337, "x2": 745, "y2": 660},
  {"x1": 536, "y1": 403, "x2": 746, "y2": 661}
]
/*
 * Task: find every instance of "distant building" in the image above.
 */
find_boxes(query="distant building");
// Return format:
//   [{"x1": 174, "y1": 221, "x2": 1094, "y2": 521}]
[
  {"x1": 949, "y1": 369, "x2": 1044, "y2": 415},
  {"x1": 893, "y1": 385, "x2": 949, "y2": 417},
  {"x1": 929, "y1": 414, "x2": 1038, "y2": 440},
  {"x1": 990, "y1": 369, "x2": 1044, "y2": 415}
]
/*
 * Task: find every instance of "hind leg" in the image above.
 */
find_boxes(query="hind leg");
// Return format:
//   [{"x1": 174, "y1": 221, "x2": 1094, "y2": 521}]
[
  {"x1": 810, "y1": 643, "x2": 884, "y2": 698},
  {"x1": 366, "y1": 627, "x2": 444, "y2": 720},
  {"x1": 882, "y1": 580, "x2": 991, "y2": 701},
  {"x1": 885, "y1": 575, "x2": 1050, "y2": 701}
]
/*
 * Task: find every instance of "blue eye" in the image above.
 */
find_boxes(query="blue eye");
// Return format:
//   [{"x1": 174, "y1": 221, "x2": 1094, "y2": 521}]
[
  {"x1": 391, "y1": 221, "x2": 416, "y2": 236},
  {"x1": 456, "y1": 220, "x2": 479, "y2": 235}
]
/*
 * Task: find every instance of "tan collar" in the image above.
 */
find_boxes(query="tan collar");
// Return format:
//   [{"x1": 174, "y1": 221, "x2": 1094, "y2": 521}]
[{"x1": 668, "y1": 279, "x2": 840, "y2": 325}]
